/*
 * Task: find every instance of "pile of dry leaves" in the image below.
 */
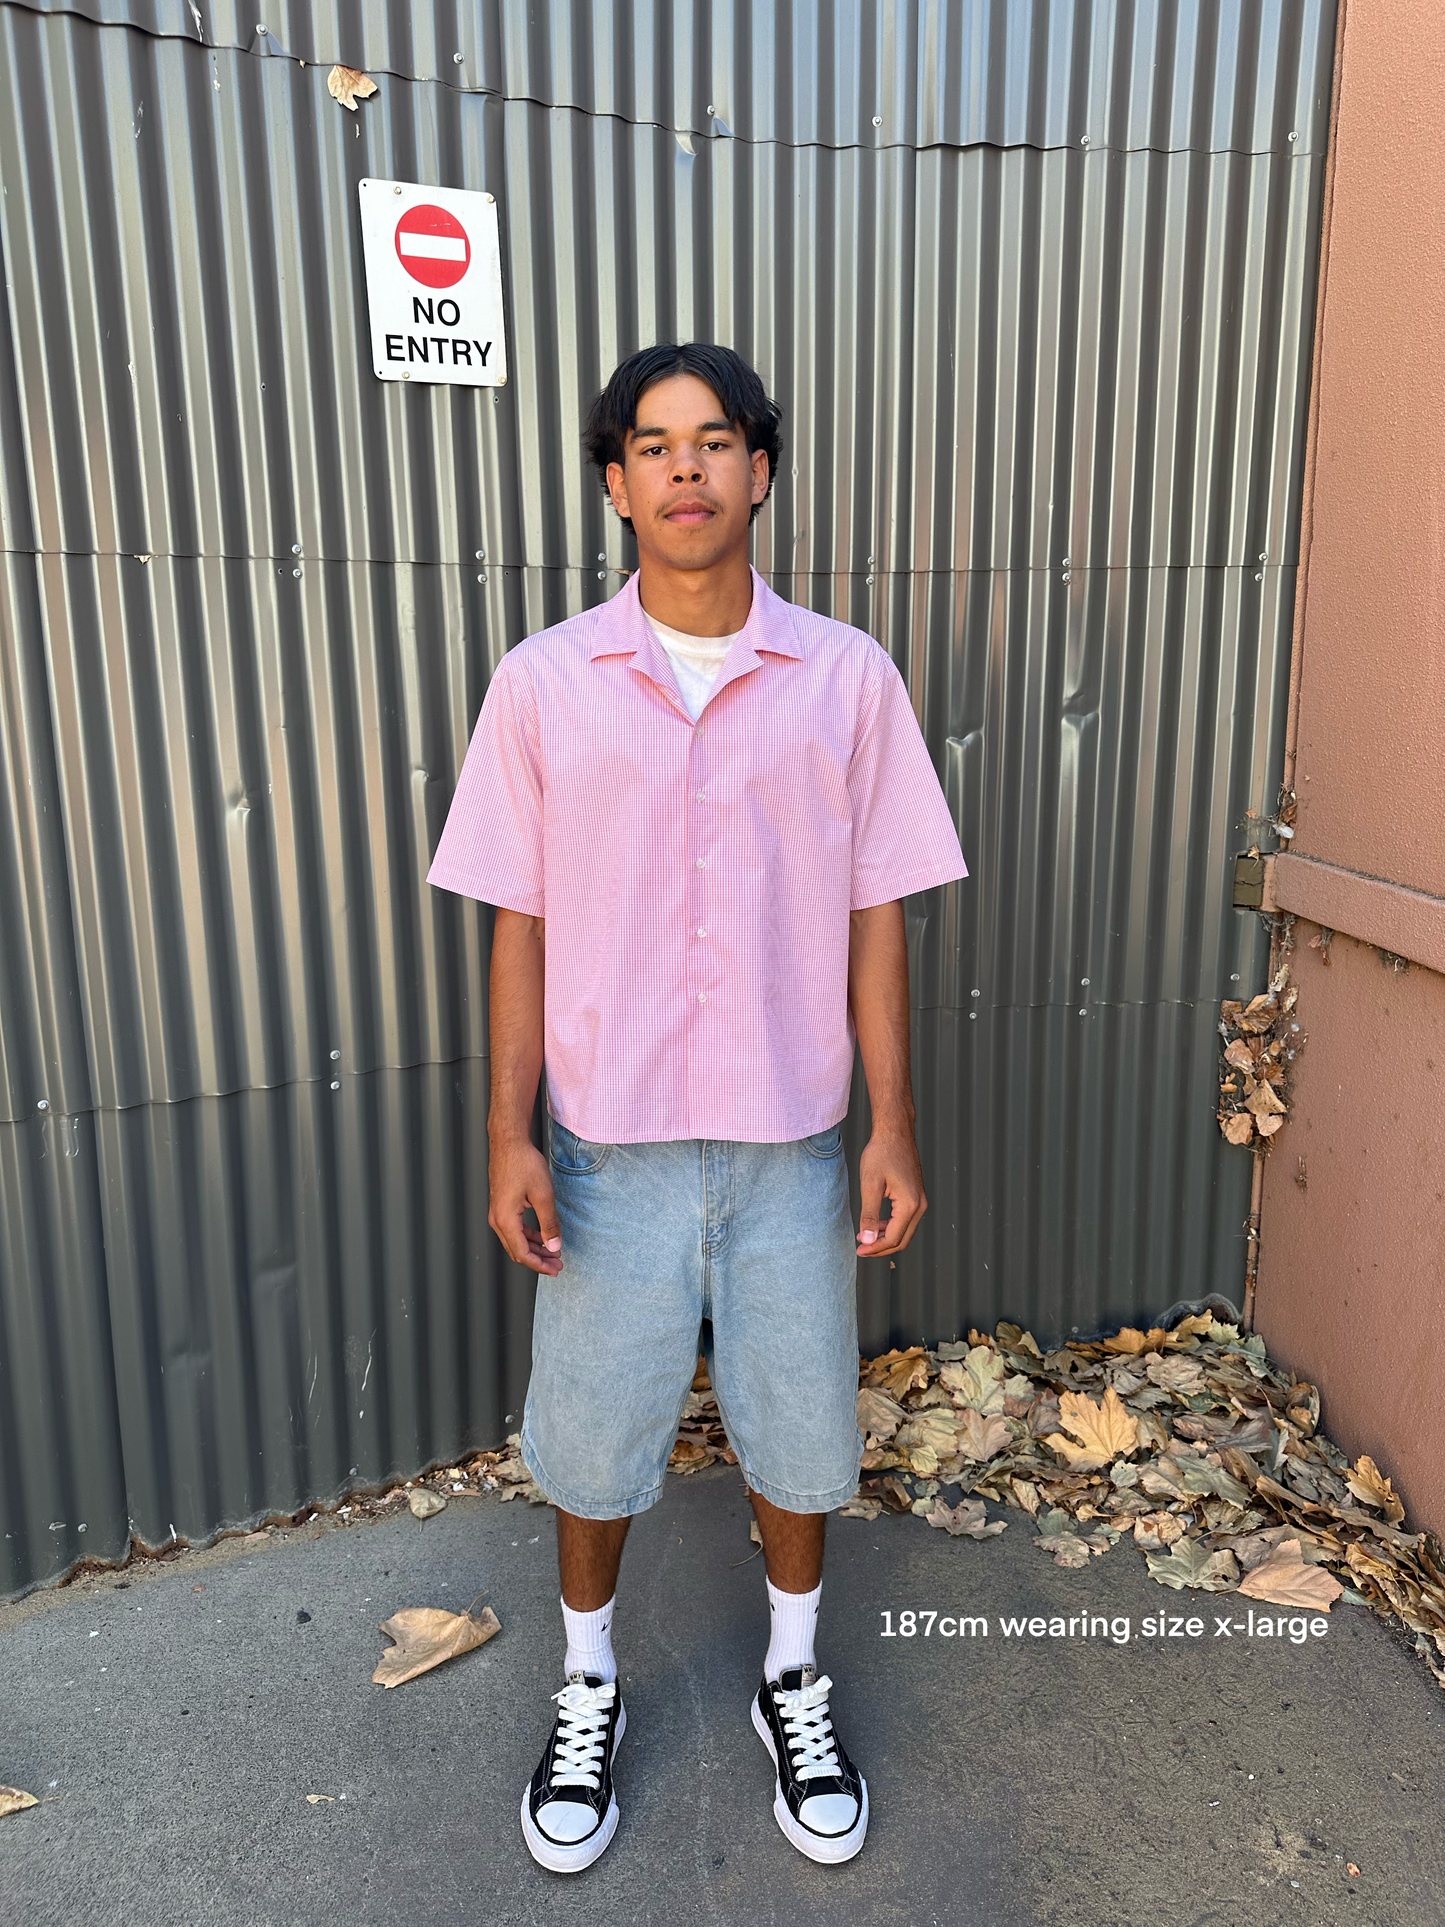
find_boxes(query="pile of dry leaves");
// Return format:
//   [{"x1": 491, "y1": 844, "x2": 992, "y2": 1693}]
[
  {"x1": 1218, "y1": 960, "x2": 1306, "y2": 1146},
  {"x1": 841, "y1": 1315, "x2": 1445, "y2": 1688},
  {"x1": 315, "y1": 1319, "x2": 1445, "y2": 1695}
]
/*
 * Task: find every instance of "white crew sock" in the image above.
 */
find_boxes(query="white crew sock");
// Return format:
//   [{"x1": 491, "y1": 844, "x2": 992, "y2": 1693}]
[
  {"x1": 764, "y1": 1576, "x2": 822, "y2": 1681},
  {"x1": 561, "y1": 1594, "x2": 617, "y2": 1683}
]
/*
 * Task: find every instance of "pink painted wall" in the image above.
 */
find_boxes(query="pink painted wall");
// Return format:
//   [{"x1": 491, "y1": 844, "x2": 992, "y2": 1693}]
[{"x1": 1256, "y1": 1, "x2": 1445, "y2": 1535}]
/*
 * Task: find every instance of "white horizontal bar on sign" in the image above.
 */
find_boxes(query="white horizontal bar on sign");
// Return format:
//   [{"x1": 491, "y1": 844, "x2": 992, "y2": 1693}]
[{"x1": 398, "y1": 234, "x2": 468, "y2": 261}]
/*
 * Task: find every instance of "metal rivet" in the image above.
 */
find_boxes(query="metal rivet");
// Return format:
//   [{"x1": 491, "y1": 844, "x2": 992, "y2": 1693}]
[
  {"x1": 866, "y1": 575, "x2": 875, "y2": 585},
  {"x1": 256, "y1": 22, "x2": 267, "y2": 34},
  {"x1": 597, "y1": 571, "x2": 606, "y2": 581},
  {"x1": 37, "y1": 1099, "x2": 49, "y2": 1112},
  {"x1": 1078, "y1": 1008, "x2": 1087, "y2": 1017},
  {"x1": 872, "y1": 115, "x2": 882, "y2": 127},
  {"x1": 1062, "y1": 573, "x2": 1072, "y2": 583},
  {"x1": 707, "y1": 104, "x2": 715, "y2": 116},
  {"x1": 485, "y1": 193, "x2": 494, "y2": 203},
  {"x1": 498, "y1": 375, "x2": 506, "y2": 385},
  {"x1": 330, "y1": 1081, "x2": 341, "y2": 1092},
  {"x1": 1081, "y1": 978, "x2": 1090, "y2": 986},
  {"x1": 453, "y1": 51, "x2": 464, "y2": 64},
  {"x1": 292, "y1": 567, "x2": 302, "y2": 578},
  {"x1": 1288, "y1": 131, "x2": 1299, "y2": 142},
  {"x1": 1080, "y1": 135, "x2": 1090, "y2": 146},
  {"x1": 1257, "y1": 551, "x2": 1268, "y2": 562},
  {"x1": 330, "y1": 1049, "x2": 340, "y2": 1061},
  {"x1": 394, "y1": 185, "x2": 403, "y2": 195},
  {"x1": 1254, "y1": 573, "x2": 1263, "y2": 582},
  {"x1": 403, "y1": 371, "x2": 410, "y2": 379},
  {"x1": 1230, "y1": 973, "x2": 1241, "y2": 982},
  {"x1": 477, "y1": 572, "x2": 487, "y2": 584},
  {"x1": 1061, "y1": 556, "x2": 1071, "y2": 566},
  {"x1": 969, "y1": 1011, "x2": 978, "y2": 1021},
  {"x1": 596, "y1": 552, "x2": 605, "y2": 561},
  {"x1": 475, "y1": 549, "x2": 485, "y2": 560},
  {"x1": 970, "y1": 988, "x2": 980, "y2": 998},
  {"x1": 291, "y1": 542, "x2": 302, "y2": 555},
  {"x1": 867, "y1": 554, "x2": 875, "y2": 564}
]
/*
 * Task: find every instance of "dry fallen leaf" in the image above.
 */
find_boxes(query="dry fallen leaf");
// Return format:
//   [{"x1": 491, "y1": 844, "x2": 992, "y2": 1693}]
[
  {"x1": 856, "y1": 1386, "x2": 907, "y2": 1442},
  {"x1": 0, "y1": 1786, "x2": 39, "y2": 1816},
  {"x1": 957, "y1": 1407, "x2": 1012, "y2": 1461},
  {"x1": 1245, "y1": 1081, "x2": 1287, "y2": 1117},
  {"x1": 1101, "y1": 1326, "x2": 1170, "y2": 1356},
  {"x1": 305, "y1": 1793, "x2": 335, "y2": 1805},
  {"x1": 938, "y1": 1345, "x2": 1008, "y2": 1413},
  {"x1": 926, "y1": 1498, "x2": 1007, "y2": 1540},
  {"x1": 1346, "y1": 1455, "x2": 1405, "y2": 1523},
  {"x1": 1034, "y1": 1530, "x2": 1092, "y2": 1569},
  {"x1": 1256, "y1": 1113, "x2": 1285, "y2": 1137},
  {"x1": 867, "y1": 1346, "x2": 930, "y2": 1400},
  {"x1": 1044, "y1": 1385, "x2": 1139, "y2": 1471},
  {"x1": 373, "y1": 1605, "x2": 501, "y2": 1687},
  {"x1": 1222, "y1": 1113, "x2": 1255, "y2": 1145},
  {"x1": 1237, "y1": 1538, "x2": 1343, "y2": 1611},
  {"x1": 327, "y1": 64, "x2": 378, "y2": 110},
  {"x1": 1145, "y1": 1537, "x2": 1241, "y2": 1591},
  {"x1": 408, "y1": 1488, "x2": 446, "y2": 1520},
  {"x1": 838, "y1": 1494, "x2": 882, "y2": 1521}
]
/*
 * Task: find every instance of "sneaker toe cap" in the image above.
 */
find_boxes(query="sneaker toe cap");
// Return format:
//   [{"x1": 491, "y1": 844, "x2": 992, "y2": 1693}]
[
  {"x1": 798, "y1": 1790, "x2": 859, "y2": 1836},
  {"x1": 535, "y1": 1798, "x2": 600, "y2": 1844}
]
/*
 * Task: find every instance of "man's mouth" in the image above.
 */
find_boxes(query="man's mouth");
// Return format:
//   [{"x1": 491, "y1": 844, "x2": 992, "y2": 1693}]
[{"x1": 663, "y1": 501, "x2": 717, "y2": 525}]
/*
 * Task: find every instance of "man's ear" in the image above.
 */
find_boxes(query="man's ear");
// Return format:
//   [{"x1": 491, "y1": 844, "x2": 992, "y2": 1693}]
[
  {"x1": 751, "y1": 447, "x2": 770, "y2": 504},
  {"x1": 606, "y1": 458, "x2": 631, "y2": 521}
]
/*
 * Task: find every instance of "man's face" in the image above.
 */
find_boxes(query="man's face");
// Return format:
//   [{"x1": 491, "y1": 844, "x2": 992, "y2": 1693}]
[{"x1": 605, "y1": 373, "x2": 770, "y2": 570}]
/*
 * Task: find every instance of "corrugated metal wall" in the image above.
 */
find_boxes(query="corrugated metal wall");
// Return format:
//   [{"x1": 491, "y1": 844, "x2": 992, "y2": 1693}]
[{"x1": 0, "y1": 0, "x2": 1336, "y2": 1594}]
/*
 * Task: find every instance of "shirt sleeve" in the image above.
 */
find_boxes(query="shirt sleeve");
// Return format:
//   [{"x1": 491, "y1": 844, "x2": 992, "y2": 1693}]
[
  {"x1": 426, "y1": 652, "x2": 546, "y2": 915},
  {"x1": 847, "y1": 645, "x2": 969, "y2": 910}
]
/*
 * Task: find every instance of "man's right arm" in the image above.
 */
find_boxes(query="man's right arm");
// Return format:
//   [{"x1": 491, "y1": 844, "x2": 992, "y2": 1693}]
[{"x1": 487, "y1": 907, "x2": 564, "y2": 1276}]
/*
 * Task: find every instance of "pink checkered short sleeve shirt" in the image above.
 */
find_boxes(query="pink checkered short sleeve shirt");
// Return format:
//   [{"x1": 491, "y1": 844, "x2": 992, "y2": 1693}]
[{"x1": 428, "y1": 569, "x2": 968, "y2": 1143}]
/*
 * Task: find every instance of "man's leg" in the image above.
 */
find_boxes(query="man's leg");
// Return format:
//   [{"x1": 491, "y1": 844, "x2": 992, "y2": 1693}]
[
  {"x1": 750, "y1": 1490, "x2": 826, "y2": 1679},
  {"x1": 556, "y1": 1511, "x2": 630, "y2": 1684},
  {"x1": 748, "y1": 1489, "x2": 824, "y2": 1591},
  {"x1": 558, "y1": 1511, "x2": 632, "y2": 1609}
]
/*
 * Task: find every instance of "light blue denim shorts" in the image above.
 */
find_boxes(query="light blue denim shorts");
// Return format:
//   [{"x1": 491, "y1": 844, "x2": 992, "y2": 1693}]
[{"x1": 519, "y1": 1116, "x2": 864, "y2": 1518}]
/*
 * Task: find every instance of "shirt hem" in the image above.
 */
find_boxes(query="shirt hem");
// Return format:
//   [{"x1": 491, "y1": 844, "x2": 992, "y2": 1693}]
[
  {"x1": 851, "y1": 861, "x2": 969, "y2": 911},
  {"x1": 426, "y1": 867, "x2": 545, "y2": 916}
]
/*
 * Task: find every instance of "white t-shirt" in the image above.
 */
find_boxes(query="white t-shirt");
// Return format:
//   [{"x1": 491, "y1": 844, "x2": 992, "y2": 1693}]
[{"x1": 642, "y1": 610, "x2": 745, "y2": 720}]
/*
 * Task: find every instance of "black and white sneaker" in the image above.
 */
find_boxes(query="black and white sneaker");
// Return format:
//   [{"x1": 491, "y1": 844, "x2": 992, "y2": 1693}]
[
  {"x1": 751, "y1": 1665, "x2": 869, "y2": 1863},
  {"x1": 520, "y1": 1672, "x2": 625, "y2": 1873}
]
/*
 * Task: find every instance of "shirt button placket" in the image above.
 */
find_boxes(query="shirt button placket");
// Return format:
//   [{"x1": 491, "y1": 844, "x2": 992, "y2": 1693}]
[{"x1": 690, "y1": 720, "x2": 709, "y2": 1032}]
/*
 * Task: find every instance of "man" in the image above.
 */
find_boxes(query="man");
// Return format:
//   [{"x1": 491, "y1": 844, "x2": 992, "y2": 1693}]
[{"x1": 427, "y1": 342, "x2": 967, "y2": 1873}]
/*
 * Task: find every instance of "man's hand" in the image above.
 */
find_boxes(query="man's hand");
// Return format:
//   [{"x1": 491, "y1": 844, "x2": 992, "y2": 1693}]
[
  {"x1": 487, "y1": 1133, "x2": 564, "y2": 1276},
  {"x1": 856, "y1": 1125, "x2": 927, "y2": 1257}
]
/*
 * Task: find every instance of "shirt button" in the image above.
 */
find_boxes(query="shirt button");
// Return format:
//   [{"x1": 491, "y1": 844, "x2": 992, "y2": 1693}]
[
  {"x1": 696, "y1": 856, "x2": 705, "y2": 868},
  {"x1": 697, "y1": 927, "x2": 706, "y2": 938},
  {"x1": 698, "y1": 991, "x2": 707, "y2": 1003},
  {"x1": 696, "y1": 789, "x2": 706, "y2": 801}
]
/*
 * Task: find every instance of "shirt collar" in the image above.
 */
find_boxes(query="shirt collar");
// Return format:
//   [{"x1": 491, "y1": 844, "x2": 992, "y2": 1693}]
[{"x1": 586, "y1": 568, "x2": 804, "y2": 665}]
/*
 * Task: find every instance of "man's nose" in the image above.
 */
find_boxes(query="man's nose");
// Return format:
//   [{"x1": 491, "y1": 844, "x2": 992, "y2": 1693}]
[{"x1": 670, "y1": 446, "x2": 704, "y2": 483}]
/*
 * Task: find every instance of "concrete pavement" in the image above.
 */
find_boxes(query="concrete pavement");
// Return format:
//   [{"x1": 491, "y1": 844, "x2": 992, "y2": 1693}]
[{"x1": 2, "y1": 1463, "x2": 1441, "y2": 1927}]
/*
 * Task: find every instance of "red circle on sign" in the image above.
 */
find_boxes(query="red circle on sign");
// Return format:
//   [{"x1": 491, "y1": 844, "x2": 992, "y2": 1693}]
[{"x1": 394, "y1": 204, "x2": 471, "y2": 289}]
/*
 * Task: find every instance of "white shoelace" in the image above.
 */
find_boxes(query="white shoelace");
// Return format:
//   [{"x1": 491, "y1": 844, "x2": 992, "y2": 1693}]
[
  {"x1": 548, "y1": 1679, "x2": 617, "y2": 1790},
  {"x1": 773, "y1": 1674, "x2": 843, "y2": 1782}
]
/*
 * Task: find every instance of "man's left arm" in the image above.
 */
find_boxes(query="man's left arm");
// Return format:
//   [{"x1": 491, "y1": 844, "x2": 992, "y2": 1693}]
[{"x1": 847, "y1": 899, "x2": 927, "y2": 1256}]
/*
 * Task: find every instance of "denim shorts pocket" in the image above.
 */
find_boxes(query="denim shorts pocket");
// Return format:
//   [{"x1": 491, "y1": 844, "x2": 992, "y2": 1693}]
[
  {"x1": 801, "y1": 1123, "x2": 844, "y2": 1159},
  {"x1": 547, "y1": 1117, "x2": 613, "y2": 1175}
]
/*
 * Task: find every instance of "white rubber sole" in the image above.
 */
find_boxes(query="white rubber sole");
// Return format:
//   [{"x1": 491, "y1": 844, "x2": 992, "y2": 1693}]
[
  {"x1": 750, "y1": 1696, "x2": 869, "y2": 1864},
  {"x1": 519, "y1": 1703, "x2": 626, "y2": 1874}
]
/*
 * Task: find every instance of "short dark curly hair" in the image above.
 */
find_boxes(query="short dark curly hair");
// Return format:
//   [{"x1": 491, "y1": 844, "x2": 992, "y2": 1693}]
[{"x1": 583, "y1": 343, "x2": 784, "y2": 530}]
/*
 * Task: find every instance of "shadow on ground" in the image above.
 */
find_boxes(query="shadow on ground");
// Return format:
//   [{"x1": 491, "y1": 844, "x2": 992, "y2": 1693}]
[{"x1": 2, "y1": 1464, "x2": 1440, "y2": 1927}]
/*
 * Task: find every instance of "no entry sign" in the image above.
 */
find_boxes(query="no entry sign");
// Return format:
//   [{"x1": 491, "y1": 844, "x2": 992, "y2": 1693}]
[{"x1": 358, "y1": 179, "x2": 507, "y2": 388}]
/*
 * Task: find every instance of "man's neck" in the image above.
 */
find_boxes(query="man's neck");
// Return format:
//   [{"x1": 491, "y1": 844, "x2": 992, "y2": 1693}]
[{"x1": 634, "y1": 550, "x2": 753, "y2": 637}]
